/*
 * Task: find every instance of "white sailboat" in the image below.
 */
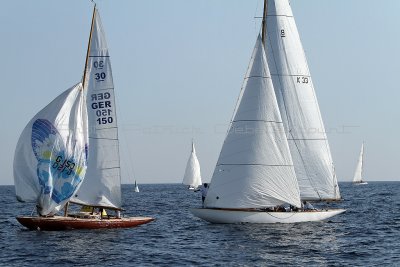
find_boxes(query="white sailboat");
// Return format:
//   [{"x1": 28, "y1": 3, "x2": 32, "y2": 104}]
[
  {"x1": 182, "y1": 141, "x2": 202, "y2": 190},
  {"x1": 134, "y1": 180, "x2": 140, "y2": 192},
  {"x1": 14, "y1": 5, "x2": 153, "y2": 230},
  {"x1": 352, "y1": 143, "x2": 367, "y2": 185},
  {"x1": 191, "y1": 0, "x2": 345, "y2": 224}
]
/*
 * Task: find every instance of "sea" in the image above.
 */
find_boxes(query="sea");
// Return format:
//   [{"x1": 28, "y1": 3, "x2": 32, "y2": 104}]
[{"x1": 0, "y1": 182, "x2": 399, "y2": 266}]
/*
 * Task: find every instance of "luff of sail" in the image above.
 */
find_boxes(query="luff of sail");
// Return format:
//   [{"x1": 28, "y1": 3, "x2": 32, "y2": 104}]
[
  {"x1": 264, "y1": 0, "x2": 340, "y2": 201},
  {"x1": 204, "y1": 36, "x2": 301, "y2": 209},
  {"x1": 352, "y1": 143, "x2": 364, "y2": 183},
  {"x1": 182, "y1": 142, "x2": 202, "y2": 189},
  {"x1": 71, "y1": 8, "x2": 121, "y2": 209},
  {"x1": 14, "y1": 84, "x2": 88, "y2": 216}
]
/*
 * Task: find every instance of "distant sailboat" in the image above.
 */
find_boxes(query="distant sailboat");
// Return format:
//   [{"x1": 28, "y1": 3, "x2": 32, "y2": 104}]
[
  {"x1": 134, "y1": 180, "x2": 140, "y2": 192},
  {"x1": 353, "y1": 143, "x2": 367, "y2": 185},
  {"x1": 191, "y1": 0, "x2": 345, "y2": 223},
  {"x1": 182, "y1": 141, "x2": 202, "y2": 190},
  {"x1": 13, "y1": 5, "x2": 154, "y2": 230}
]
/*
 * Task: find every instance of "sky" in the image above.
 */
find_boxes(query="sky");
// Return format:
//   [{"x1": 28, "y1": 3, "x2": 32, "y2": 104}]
[{"x1": 0, "y1": 0, "x2": 399, "y2": 185}]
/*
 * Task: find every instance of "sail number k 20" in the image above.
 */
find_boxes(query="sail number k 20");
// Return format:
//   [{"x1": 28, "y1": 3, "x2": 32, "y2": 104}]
[{"x1": 91, "y1": 92, "x2": 114, "y2": 125}]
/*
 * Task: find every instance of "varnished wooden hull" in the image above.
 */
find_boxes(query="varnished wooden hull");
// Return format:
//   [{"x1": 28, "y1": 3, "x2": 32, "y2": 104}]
[{"x1": 17, "y1": 216, "x2": 154, "y2": 231}]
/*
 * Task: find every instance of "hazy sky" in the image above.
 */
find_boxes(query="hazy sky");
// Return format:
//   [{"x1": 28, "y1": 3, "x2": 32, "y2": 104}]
[{"x1": 1, "y1": 0, "x2": 399, "y2": 185}]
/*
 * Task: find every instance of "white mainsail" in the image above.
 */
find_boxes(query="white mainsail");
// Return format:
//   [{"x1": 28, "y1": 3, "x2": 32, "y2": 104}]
[
  {"x1": 182, "y1": 141, "x2": 202, "y2": 189},
  {"x1": 264, "y1": 0, "x2": 340, "y2": 201},
  {"x1": 204, "y1": 36, "x2": 301, "y2": 209},
  {"x1": 71, "y1": 8, "x2": 121, "y2": 209},
  {"x1": 14, "y1": 84, "x2": 88, "y2": 216},
  {"x1": 352, "y1": 143, "x2": 365, "y2": 183}
]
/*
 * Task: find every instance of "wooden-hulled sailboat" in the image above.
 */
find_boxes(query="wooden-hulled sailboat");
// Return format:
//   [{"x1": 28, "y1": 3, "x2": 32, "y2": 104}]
[
  {"x1": 352, "y1": 143, "x2": 367, "y2": 185},
  {"x1": 14, "y1": 5, "x2": 154, "y2": 230},
  {"x1": 191, "y1": 0, "x2": 345, "y2": 224},
  {"x1": 182, "y1": 141, "x2": 202, "y2": 190}
]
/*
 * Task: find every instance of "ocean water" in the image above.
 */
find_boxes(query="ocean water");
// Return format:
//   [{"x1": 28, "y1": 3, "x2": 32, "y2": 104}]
[{"x1": 0, "y1": 182, "x2": 399, "y2": 266}]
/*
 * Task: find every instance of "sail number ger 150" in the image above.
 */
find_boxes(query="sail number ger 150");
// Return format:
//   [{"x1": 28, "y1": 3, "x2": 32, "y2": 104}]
[{"x1": 91, "y1": 92, "x2": 114, "y2": 125}]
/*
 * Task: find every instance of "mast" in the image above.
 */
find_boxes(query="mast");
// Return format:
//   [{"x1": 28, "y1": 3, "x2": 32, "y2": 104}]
[
  {"x1": 82, "y1": 4, "x2": 97, "y2": 89},
  {"x1": 261, "y1": 0, "x2": 267, "y2": 45}
]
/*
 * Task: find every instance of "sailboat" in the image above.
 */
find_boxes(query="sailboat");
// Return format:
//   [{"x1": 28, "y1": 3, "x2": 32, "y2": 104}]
[
  {"x1": 352, "y1": 143, "x2": 367, "y2": 185},
  {"x1": 191, "y1": 0, "x2": 345, "y2": 223},
  {"x1": 13, "y1": 5, "x2": 154, "y2": 230},
  {"x1": 182, "y1": 141, "x2": 202, "y2": 190},
  {"x1": 134, "y1": 180, "x2": 140, "y2": 192}
]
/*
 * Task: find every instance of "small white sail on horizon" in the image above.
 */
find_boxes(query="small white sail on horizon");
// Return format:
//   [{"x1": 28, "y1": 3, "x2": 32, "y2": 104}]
[
  {"x1": 353, "y1": 143, "x2": 367, "y2": 184},
  {"x1": 182, "y1": 141, "x2": 202, "y2": 189},
  {"x1": 134, "y1": 180, "x2": 140, "y2": 192}
]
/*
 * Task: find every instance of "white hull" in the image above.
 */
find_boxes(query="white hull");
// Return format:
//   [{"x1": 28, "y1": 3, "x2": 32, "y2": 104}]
[
  {"x1": 191, "y1": 208, "x2": 345, "y2": 224},
  {"x1": 353, "y1": 182, "x2": 368, "y2": 185}
]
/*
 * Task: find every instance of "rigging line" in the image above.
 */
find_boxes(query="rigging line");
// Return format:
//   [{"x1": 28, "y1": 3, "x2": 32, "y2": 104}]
[
  {"x1": 254, "y1": 0, "x2": 260, "y2": 34},
  {"x1": 113, "y1": 84, "x2": 137, "y2": 185}
]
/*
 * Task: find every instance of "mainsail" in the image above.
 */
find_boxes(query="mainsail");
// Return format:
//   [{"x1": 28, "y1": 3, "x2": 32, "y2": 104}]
[
  {"x1": 14, "y1": 84, "x2": 88, "y2": 215},
  {"x1": 264, "y1": 0, "x2": 340, "y2": 201},
  {"x1": 72, "y1": 8, "x2": 121, "y2": 209},
  {"x1": 182, "y1": 141, "x2": 202, "y2": 189},
  {"x1": 204, "y1": 36, "x2": 301, "y2": 209},
  {"x1": 352, "y1": 143, "x2": 364, "y2": 183}
]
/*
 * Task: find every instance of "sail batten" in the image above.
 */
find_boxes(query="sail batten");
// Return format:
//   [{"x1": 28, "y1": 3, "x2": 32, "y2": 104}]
[{"x1": 264, "y1": 0, "x2": 340, "y2": 201}]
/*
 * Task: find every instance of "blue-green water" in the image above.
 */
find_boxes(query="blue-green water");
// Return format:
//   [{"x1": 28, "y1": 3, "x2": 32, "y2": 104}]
[{"x1": 0, "y1": 182, "x2": 399, "y2": 266}]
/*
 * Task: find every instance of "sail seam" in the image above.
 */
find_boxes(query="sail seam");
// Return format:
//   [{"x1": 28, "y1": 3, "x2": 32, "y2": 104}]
[
  {"x1": 244, "y1": 75, "x2": 270, "y2": 79},
  {"x1": 99, "y1": 167, "x2": 120, "y2": 170},
  {"x1": 232, "y1": 120, "x2": 283, "y2": 123},
  {"x1": 217, "y1": 164, "x2": 294, "y2": 167},
  {"x1": 271, "y1": 74, "x2": 311, "y2": 77},
  {"x1": 91, "y1": 126, "x2": 118, "y2": 130},
  {"x1": 89, "y1": 55, "x2": 110, "y2": 58},
  {"x1": 288, "y1": 138, "x2": 327, "y2": 141},
  {"x1": 266, "y1": 15, "x2": 294, "y2": 18},
  {"x1": 89, "y1": 137, "x2": 118, "y2": 140},
  {"x1": 91, "y1": 87, "x2": 114, "y2": 91}
]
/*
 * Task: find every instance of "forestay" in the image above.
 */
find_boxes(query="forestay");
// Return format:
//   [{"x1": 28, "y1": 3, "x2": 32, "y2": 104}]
[
  {"x1": 182, "y1": 142, "x2": 202, "y2": 188},
  {"x1": 264, "y1": 0, "x2": 340, "y2": 200},
  {"x1": 204, "y1": 36, "x2": 301, "y2": 209},
  {"x1": 72, "y1": 9, "x2": 121, "y2": 209},
  {"x1": 14, "y1": 84, "x2": 88, "y2": 216}
]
